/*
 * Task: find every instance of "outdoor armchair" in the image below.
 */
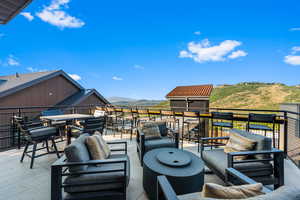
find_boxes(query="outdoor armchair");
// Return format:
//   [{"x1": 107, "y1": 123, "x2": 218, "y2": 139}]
[
  {"x1": 136, "y1": 121, "x2": 179, "y2": 165},
  {"x1": 51, "y1": 133, "x2": 129, "y2": 200},
  {"x1": 200, "y1": 129, "x2": 284, "y2": 189},
  {"x1": 157, "y1": 168, "x2": 300, "y2": 200}
]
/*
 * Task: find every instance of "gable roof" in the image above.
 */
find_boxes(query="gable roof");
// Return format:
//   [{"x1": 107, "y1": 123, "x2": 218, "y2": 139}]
[
  {"x1": 56, "y1": 89, "x2": 110, "y2": 106},
  {"x1": 0, "y1": 0, "x2": 33, "y2": 24},
  {"x1": 0, "y1": 70, "x2": 84, "y2": 98},
  {"x1": 166, "y1": 84, "x2": 213, "y2": 98}
]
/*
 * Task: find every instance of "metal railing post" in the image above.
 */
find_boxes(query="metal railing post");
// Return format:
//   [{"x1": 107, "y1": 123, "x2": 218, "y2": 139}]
[
  {"x1": 283, "y1": 111, "x2": 288, "y2": 158},
  {"x1": 17, "y1": 108, "x2": 21, "y2": 149}
]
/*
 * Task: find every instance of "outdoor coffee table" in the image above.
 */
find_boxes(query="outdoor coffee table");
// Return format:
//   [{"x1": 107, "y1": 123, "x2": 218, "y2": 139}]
[{"x1": 143, "y1": 148, "x2": 204, "y2": 200}]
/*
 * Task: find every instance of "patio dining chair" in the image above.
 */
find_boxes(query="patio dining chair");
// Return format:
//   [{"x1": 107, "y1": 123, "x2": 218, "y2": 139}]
[
  {"x1": 211, "y1": 112, "x2": 234, "y2": 137},
  {"x1": 15, "y1": 116, "x2": 60, "y2": 169},
  {"x1": 160, "y1": 110, "x2": 179, "y2": 130},
  {"x1": 247, "y1": 113, "x2": 276, "y2": 147},
  {"x1": 70, "y1": 116, "x2": 106, "y2": 138},
  {"x1": 105, "y1": 107, "x2": 122, "y2": 136},
  {"x1": 121, "y1": 108, "x2": 136, "y2": 140},
  {"x1": 136, "y1": 109, "x2": 151, "y2": 126}
]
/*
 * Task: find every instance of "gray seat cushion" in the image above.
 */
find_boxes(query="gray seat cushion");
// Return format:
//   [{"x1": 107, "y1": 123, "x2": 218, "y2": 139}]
[
  {"x1": 202, "y1": 149, "x2": 273, "y2": 180},
  {"x1": 29, "y1": 127, "x2": 57, "y2": 139},
  {"x1": 230, "y1": 129, "x2": 272, "y2": 159},
  {"x1": 64, "y1": 154, "x2": 130, "y2": 193},
  {"x1": 177, "y1": 186, "x2": 300, "y2": 200},
  {"x1": 144, "y1": 137, "x2": 176, "y2": 152},
  {"x1": 64, "y1": 134, "x2": 91, "y2": 172}
]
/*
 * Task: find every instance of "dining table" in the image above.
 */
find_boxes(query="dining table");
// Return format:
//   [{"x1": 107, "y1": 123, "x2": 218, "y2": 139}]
[{"x1": 40, "y1": 114, "x2": 94, "y2": 145}]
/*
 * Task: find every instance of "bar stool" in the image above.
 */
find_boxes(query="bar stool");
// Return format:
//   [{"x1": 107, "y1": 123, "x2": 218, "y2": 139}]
[
  {"x1": 15, "y1": 117, "x2": 60, "y2": 169},
  {"x1": 136, "y1": 109, "x2": 150, "y2": 126},
  {"x1": 211, "y1": 112, "x2": 234, "y2": 137},
  {"x1": 247, "y1": 113, "x2": 276, "y2": 147},
  {"x1": 122, "y1": 108, "x2": 136, "y2": 140},
  {"x1": 160, "y1": 110, "x2": 179, "y2": 130}
]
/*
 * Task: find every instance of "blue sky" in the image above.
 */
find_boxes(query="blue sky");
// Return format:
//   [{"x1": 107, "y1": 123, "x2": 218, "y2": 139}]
[{"x1": 1, "y1": 0, "x2": 300, "y2": 99}]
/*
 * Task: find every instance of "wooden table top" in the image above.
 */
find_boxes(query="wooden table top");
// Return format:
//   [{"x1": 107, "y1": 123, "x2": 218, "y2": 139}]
[{"x1": 40, "y1": 114, "x2": 93, "y2": 121}]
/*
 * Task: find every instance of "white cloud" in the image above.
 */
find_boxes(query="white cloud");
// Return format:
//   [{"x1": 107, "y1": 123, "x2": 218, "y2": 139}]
[
  {"x1": 289, "y1": 27, "x2": 300, "y2": 31},
  {"x1": 284, "y1": 55, "x2": 300, "y2": 66},
  {"x1": 36, "y1": 0, "x2": 85, "y2": 29},
  {"x1": 194, "y1": 31, "x2": 201, "y2": 35},
  {"x1": 291, "y1": 46, "x2": 300, "y2": 54},
  {"x1": 26, "y1": 67, "x2": 47, "y2": 72},
  {"x1": 179, "y1": 38, "x2": 247, "y2": 63},
  {"x1": 68, "y1": 73, "x2": 81, "y2": 81},
  {"x1": 134, "y1": 64, "x2": 144, "y2": 69},
  {"x1": 284, "y1": 46, "x2": 300, "y2": 66},
  {"x1": 112, "y1": 76, "x2": 123, "y2": 81},
  {"x1": 20, "y1": 12, "x2": 34, "y2": 21},
  {"x1": 228, "y1": 50, "x2": 248, "y2": 59},
  {"x1": 7, "y1": 55, "x2": 20, "y2": 66}
]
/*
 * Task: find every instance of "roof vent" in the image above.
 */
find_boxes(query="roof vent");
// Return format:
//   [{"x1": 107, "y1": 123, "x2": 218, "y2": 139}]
[{"x1": 15, "y1": 72, "x2": 19, "y2": 78}]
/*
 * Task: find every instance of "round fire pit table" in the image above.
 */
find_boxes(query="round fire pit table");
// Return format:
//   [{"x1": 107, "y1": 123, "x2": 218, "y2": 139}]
[{"x1": 143, "y1": 148, "x2": 204, "y2": 200}]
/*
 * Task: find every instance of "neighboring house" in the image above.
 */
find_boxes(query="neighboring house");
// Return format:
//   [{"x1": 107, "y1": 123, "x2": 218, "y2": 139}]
[
  {"x1": 0, "y1": 70, "x2": 109, "y2": 108},
  {"x1": 166, "y1": 84, "x2": 213, "y2": 112},
  {"x1": 0, "y1": 0, "x2": 32, "y2": 24}
]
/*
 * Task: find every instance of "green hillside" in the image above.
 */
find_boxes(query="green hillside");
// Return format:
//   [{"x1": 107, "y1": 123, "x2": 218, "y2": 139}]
[
  {"x1": 152, "y1": 82, "x2": 300, "y2": 110},
  {"x1": 210, "y1": 82, "x2": 300, "y2": 109}
]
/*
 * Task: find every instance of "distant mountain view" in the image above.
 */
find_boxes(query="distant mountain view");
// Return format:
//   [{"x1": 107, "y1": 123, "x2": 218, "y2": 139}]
[
  {"x1": 107, "y1": 97, "x2": 164, "y2": 107},
  {"x1": 108, "y1": 82, "x2": 300, "y2": 110}
]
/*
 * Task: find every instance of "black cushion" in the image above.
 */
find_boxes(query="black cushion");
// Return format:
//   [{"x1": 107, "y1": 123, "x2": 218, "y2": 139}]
[
  {"x1": 144, "y1": 138, "x2": 176, "y2": 152},
  {"x1": 202, "y1": 149, "x2": 273, "y2": 180},
  {"x1": 64, "y1": 134, "x2": 91, "y2": 172},
  {"x1": 248, "y1": 124, "x2": 273, "y2": 131},
  {"x1": 212, "y1": 122, "x2": 233, "y2": 128},
  {"x1": 29, "y1": 127, "x2": 57, "y2": 139},
  {"x1": 64, "y1": 154, "x2": 130, "y2": 193}
]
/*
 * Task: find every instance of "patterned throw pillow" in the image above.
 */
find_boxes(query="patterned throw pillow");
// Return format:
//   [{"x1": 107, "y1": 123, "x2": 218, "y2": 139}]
[
  {"x1": 85, "y1": 136, "x2": 106, "y2": 160},
  {"x1": 141, "y1": 123, "x2": 162, "y2": 139},
  {"x1": 94, "y1": 133, "x2": 111, "y2": 158},
  {"x1": 202, "y1": 183, "x2": 265, "y2": 199},
  {"x1": 224, "y1": 131, "x2": 257, "y2": 160}
]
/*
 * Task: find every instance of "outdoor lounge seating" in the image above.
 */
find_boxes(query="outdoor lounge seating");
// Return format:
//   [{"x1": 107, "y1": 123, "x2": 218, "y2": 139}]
[
  {"x1": 136, "y1": 121, "x2": 179, "y2": 165},
  {"x1": 200, "y1": 129, "x2": 284, "y2": 189},
  {"x1": 51, "y1": 133, "x2": 130, "y2": 200},
  {"x1": 157, "y1": 168, "x2": 300, "y2": 200}
]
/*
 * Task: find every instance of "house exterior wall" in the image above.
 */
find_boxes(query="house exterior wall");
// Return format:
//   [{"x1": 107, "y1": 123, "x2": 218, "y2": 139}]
[
  {"x1": 170, "y1": 99, "x2": 209, "y2": 113},
  {"x1": 0, "y1": 75, "x2": 80, "y2": 107}
]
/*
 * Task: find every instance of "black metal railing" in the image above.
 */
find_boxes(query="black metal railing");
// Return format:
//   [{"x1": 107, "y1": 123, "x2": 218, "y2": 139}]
[{"x1": 2, "y1": 104, "x2": 300, "y2": 168}]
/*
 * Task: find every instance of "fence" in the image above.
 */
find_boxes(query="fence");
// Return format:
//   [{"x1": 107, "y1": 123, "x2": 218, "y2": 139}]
[{"x1": 1, "y1": 104, "x2": 300, "y2": 168}]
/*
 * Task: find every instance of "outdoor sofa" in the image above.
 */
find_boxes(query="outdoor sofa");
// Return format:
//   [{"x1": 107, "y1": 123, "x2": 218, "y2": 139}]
[
  {"x1": 51, "y1": 133, "x2": 130, "y2": 200},
  {"x1": 200, "y1": 129, "x2": 284, "y2": 189}
]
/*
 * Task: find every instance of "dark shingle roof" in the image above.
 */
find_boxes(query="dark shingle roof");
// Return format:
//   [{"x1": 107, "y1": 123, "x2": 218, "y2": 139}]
[
  {"x1": 0, "y1": 70, "x2": 84, "y2": 98},
  {"x1": 0, "y1": 0, "x2": 33, "y2": 24},
  {"x1": 166, "y1": 84, "x2": 213, "y2": 98},
  {"x1": 56, "y1": 89, "x2": 110, "y2": 106}
]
